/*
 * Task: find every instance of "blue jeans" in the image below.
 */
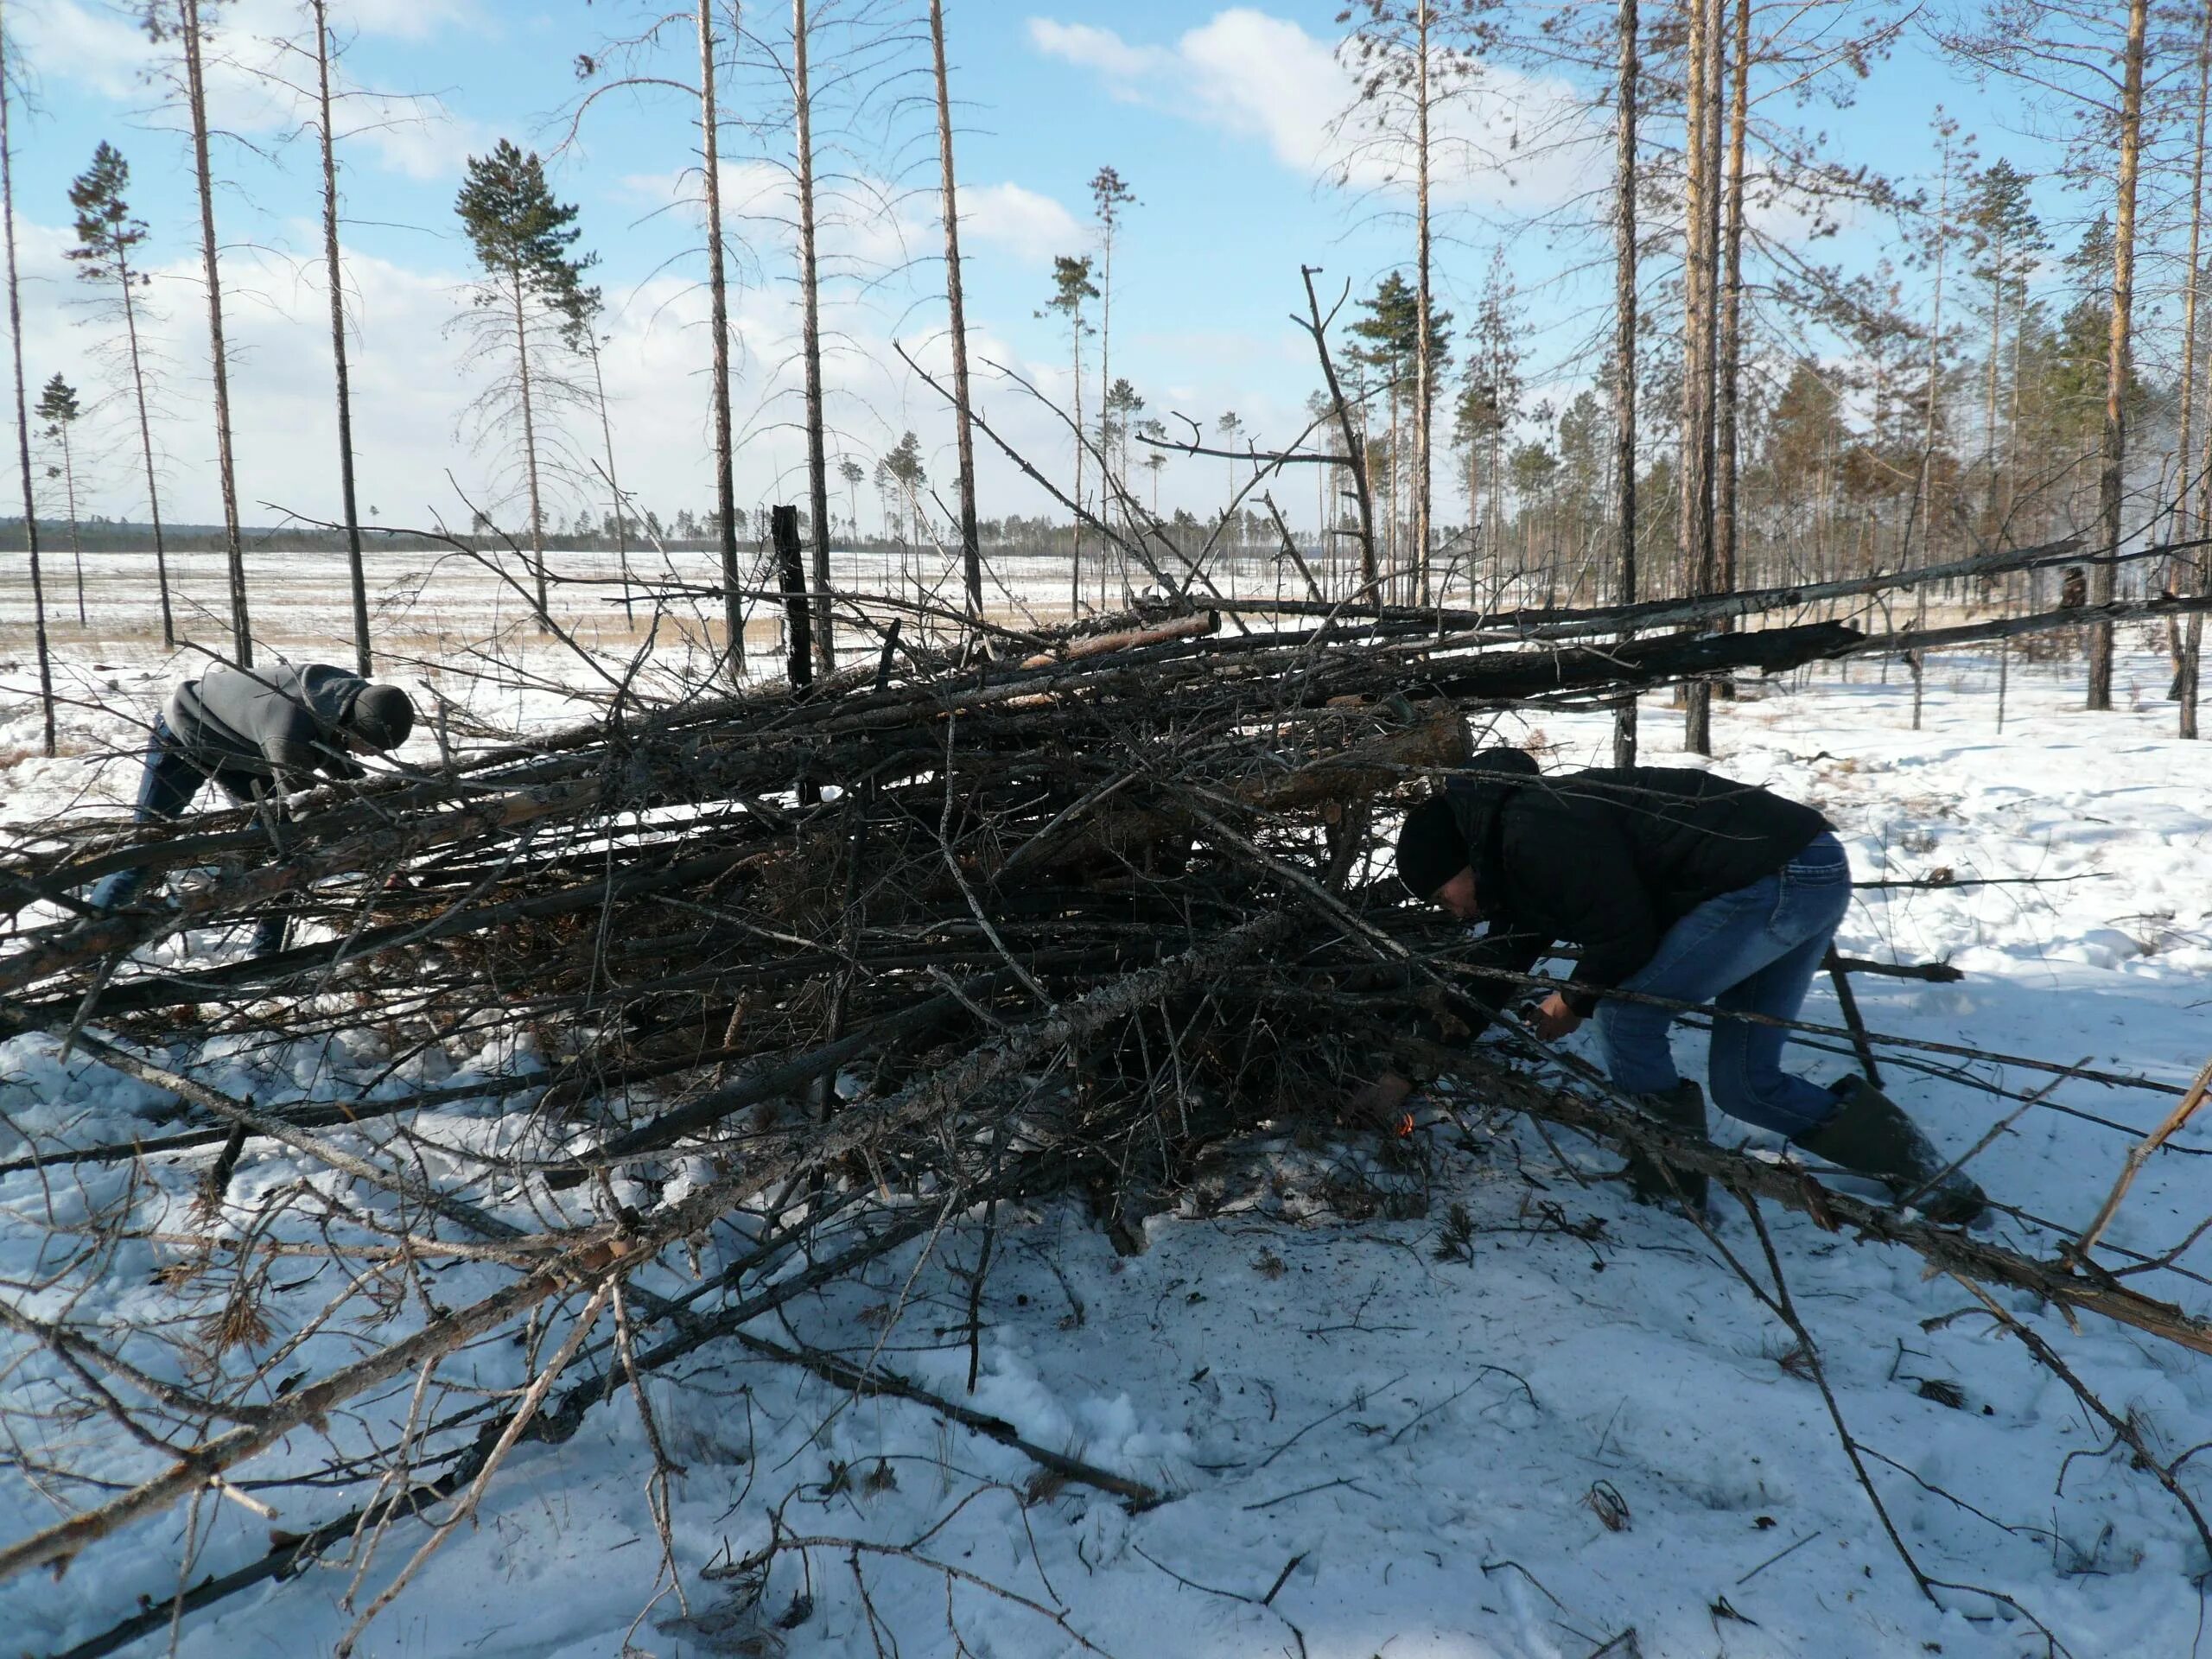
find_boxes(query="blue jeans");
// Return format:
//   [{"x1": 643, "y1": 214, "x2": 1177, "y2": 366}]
[
  {"x1": 89, "y1": 719, "x2": 288, "y2": 956},
  {"x1": 1594, "y1": 831, "x2": 1851, "y2": 1137}
]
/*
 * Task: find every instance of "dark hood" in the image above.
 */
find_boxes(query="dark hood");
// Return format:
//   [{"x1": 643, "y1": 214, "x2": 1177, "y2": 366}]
[{"x1": 1440, "y1": 747, "x2": 1541, "y2": 904}]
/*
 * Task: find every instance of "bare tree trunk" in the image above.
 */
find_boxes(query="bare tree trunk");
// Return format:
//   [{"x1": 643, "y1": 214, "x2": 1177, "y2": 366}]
[
  {"x1": 794, "y1": 0, "x2": 835, "y2": 677},
  {"x1": 1096, "y1": 247, "x2": 1116, "y2": 605},
  {"x1": 1909, "y1": 129, "x2": 1953, "y2": 734},
  {"x1": 1302, "y1": 265, "x2": 1376, "y2": 606},
  {"x1": 1711, "y1": 0, "x2": 1748, "y2": 696},
  {"x1": 1612, "y1": 0, "x2": 1640, "y2": 770},
  {"x1": 511, "y1": 270, "x2": 550, "y2": 630},
  {"x1": 0, "y1": 8, "x2": 53, "y2": 755},
  {"x1": 1983, "y1": 215, "x2": 2003, "y2": 535},
  {"x1": 1681, "y1": 0, "x2": 1720, "y2": 753},
  {"x1": 1414, "y1": 0, "x2": 1434, "y2": 609},
  {"x1": 586, "y1": 339, "x2": 632, "y2": 626},
  {"x1": 57, "y1": 417, "x2": 83, "y2": 624},
  {"x1": 1484, "y1": 399, "x2": 1500, "y2": 601},
  {"x1": 181, "y1": 0, "x2": 251, "y2": 665},
  {"x1": 699, "y1": 0, "x2": 743, "y2": 676},
  {"x1": 2089, "y1": 0, "x2": 2149, "y2": 711},
  {"x1": 1071, "y1": 314, "x2": 1086, "y2": 617},
  {"x1": 928, "y1": 1, "x2": 981, "y2": 623},
  {"x1": 1386, "y1": 378, "x2": 1400, "y2": 600},
  {"x1": 772, "y1": 502, "x2": 810, "y2": 688},
  {"x1": 113, "y1": 237, "x2": 174, "y2": 647},
  {"x1": 2171, "y1": 2, "x2": 2210, "y2": 735},
  {"x1": 310, "y1": 0, "x2": 370, "y2": 675}
]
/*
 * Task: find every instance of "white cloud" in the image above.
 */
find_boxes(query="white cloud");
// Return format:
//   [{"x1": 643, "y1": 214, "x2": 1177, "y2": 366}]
[
  {"x1": 1, "y1": 196, "x2": 1113, "y2": 543},
  {"x1": 961, "y1": 183, "x2": 1081, "y2": 266},
  {"x1": 1028, "y1": 9, "x2": 1591, "y2": 208},
  {"x1": 9, "y1": 1, "x2": 157, "y2": 101},
  {"x1": 617, "y1": 162, "x2": 1058, "y2": 286},
  {"x1": 333, "y1": 0, "x2": 487, "y2": 45},
  {"x1": 12, "y1": 0, "x2": 482, "y2": 181},
  {"x1": 1025, "y1": 19, "x2": 1163, "y2": 86},
  {"x1": 344, "y1": 99, "x2": 491, "y2": 185},
  {"x1": 1166, "y1": 11, "x2": 1349, "y2": 176}
]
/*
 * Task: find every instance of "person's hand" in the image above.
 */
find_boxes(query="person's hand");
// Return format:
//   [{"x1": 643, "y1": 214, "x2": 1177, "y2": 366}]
[
  {"x1": 1345, "y1": 1070, "x2": 1415, "y2": 1129},
  {"x1": 1530, "y1": 992, "x2": 1583, "y2": 1041}
]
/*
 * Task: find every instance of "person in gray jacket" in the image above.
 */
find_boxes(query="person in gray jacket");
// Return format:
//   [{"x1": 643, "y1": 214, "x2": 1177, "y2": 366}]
[{"x1": 90, "y1": 663, "x2": 414, "y2": 953}]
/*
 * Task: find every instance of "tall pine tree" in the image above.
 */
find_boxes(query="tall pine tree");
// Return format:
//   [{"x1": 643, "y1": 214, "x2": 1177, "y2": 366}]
[
  {"x1": 67, "y1": 143, "x2": 175, "y2": 646},
  {"x1": 35, "y1": 376, "x2": 85, "y2": 626},
  {"x1": 455, "y1": 141, "x2": 591, "y2": 631}
]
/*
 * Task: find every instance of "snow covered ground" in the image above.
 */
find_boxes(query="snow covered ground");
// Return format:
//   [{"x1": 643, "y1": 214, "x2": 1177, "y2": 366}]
[{"x1": 1, "y1": 613, "x2": 2209, "y2": 1658}]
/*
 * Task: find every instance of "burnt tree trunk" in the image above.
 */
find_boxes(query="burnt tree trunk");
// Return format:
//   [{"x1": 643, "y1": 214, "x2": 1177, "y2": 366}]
[
  {"x1": 1612, "y1": 0, "x2": 1640, "y2": 768},
  {"x1": 699, "y1": 0, "x2": 744, "y2": 676},
  {"x1": 181, "y1": 0, "x2": 252, "y2": 664},
  {"x1": 929, "y1": 0, "x2": 981, "y2": 621},
  {"x1": 0, "y1": 8, "x2": 54, "y2": 754},
  {"x1": 311, "y1": 0, "x2": 371, "y2": 674},
  {"x1": 2088, "y1": 0, "x2": 2148, "y2": 711},
  {"x1": 795, "y1": 0, "x2": 836, "y2": 677}
]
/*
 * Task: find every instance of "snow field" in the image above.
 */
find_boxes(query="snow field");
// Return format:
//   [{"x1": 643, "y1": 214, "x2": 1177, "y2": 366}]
[{"x1": 0, "y1": 628, "x2": 2208, "y2": 1656}]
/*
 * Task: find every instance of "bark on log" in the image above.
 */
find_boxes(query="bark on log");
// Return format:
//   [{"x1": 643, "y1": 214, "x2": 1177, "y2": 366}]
[{"x1": 1389, "y1": 1034, "x2": 2212, "y2": 1358}]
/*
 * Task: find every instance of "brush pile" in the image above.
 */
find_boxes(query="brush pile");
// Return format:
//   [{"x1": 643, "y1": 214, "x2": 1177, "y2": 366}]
[
  {"x1": 0, "y1": 600, "x2": 1866, "y2": 1186},
  {"x1": 12, "y1": 569, "x2": 2212, "y2": 1651}
]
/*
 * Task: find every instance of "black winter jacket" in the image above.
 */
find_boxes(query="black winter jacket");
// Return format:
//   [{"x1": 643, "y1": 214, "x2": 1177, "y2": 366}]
[
  {"x1": 1441, "y1": 751, "x2": 1829, "y2": 1017},
  {"x1": 168, "y1": 663, "x2": 369, "y2": 789}
]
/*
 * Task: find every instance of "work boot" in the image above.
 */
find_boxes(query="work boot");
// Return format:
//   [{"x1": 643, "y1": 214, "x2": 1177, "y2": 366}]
[
  {"x1": 1622, "y1": 1079, "x2": 1710, "y2": 1213},
  {"x1": 1791, "y1": 1076, "x2": 1986, "y2": 1225}
]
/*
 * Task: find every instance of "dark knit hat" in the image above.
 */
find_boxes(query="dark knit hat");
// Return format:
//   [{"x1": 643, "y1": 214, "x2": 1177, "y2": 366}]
[
  {"x1": 346, "y1": 683, "x2": 415, "y2": 752},
  {"x1": 1395, "y1": 795, "x2": 1467, "y2": 900}
]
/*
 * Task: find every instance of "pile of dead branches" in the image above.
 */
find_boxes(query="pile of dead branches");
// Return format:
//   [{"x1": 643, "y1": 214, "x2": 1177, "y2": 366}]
[{"x1": 4, "y1": 565, "x2": 2212, "y2": 1655}]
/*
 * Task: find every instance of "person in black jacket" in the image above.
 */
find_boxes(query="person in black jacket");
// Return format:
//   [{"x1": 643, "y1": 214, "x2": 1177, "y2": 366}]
[
  {"x1": 1380, "y1": 749, "x2": 1985, "y2": 1223},
  {"x1": 89, "y1": 662, "x2": 415, "y2": 954}
]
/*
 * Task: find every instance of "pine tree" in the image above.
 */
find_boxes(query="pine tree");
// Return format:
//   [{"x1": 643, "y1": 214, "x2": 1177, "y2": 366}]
[
  {"x1": 1351, "y1": 270, "x2": 1453, "y2": 602},
  {"x1": 2090, "y1": 0, "x2": 2150, "y2": 711},
  {"x1": 305, "y1": 0, "x2": 370, "y2": 674},
  {"x1": 929, "y1": 0, "x2": 981, "y2": 619},
  {"x1": 146, "y1": 0, "x2": 251, "y2": 663},
  {"x1": 1, "y1": 12, "x2": 54, "y2": 754},
  {"x1": 1942, "y1": 0, "x2": 2156, "y2": 709},
  {"x1": 1136, "y1": 416, "x2": 1167, "y2": 516},
  {"x1": 793, "y1": 0, "x2": 834, "y2": 676},
  {"x1": 1104, "y1": 378, "x2": 1144, "y2": 490},
  {"x1": 35, "y1": 376, "x2": 85, "y2": 625},
  {"x1": 1612, "y1": 0, "x2": 1640, "y2": 767},
  {"x1": 66, "y1": 143, "x2": 175, "y2": 647},
  {"x1": 1351, "y1": 275, "x2": 1414, "y2": 594},
  {"x1": 1679, "y1": 0, "x2": 1722, "y2": 754},
  {"x1": 1216, "y1": 410, "x2": 1244, "y2": 533},
  {"x1": 1039, "y1": 254, "x2": 1098, "y2": 614},
  {"x1": 1455, "y1": 256, "x2": 1514, "y2": 598},
  {"x1": 1089, "y1": 167, "x2": 1135, "y2": 524},
  {"x1": 559, "y1": 279, "x2": 633, "y2": 623},
  {"x1": 839, "y1": 456, "x2": 865, "y2": 538},
  {"x1": 1961, "y1": 159, "x2": 2044, "y2": 536},
  {"x1": 698, "y1": 0, "x2": 742, "y2": 673},
  {"x1": 454, "y1": 140, "x2": 591, "y2": 631},
  {"x1": 2181, "y1": 9, "x2": 2212, "y2": 739},
  {"x1": 876, "y1": 429, "x2": 926, "y2": 550},
  {"x1": 1708, "y1": 0, "x2": 1751, "y2": 703},
  {"x1": 1337, "y1": 3, "x2": 1478, "y2": 607}
]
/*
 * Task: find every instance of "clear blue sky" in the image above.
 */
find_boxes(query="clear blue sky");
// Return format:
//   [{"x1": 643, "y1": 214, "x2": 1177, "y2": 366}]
[{"x1": 0, "y1": 2, "x2": 2112, "y2": 536}]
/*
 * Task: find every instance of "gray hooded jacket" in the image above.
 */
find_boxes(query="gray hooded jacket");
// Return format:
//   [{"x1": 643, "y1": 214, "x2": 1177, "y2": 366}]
[{"x1": 168, "y1": 663, "x2": 369, "y2": 789}]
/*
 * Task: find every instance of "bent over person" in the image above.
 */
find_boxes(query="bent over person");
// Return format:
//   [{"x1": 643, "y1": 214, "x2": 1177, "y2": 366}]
[
  {"x1": 1382, "y1": 748, "x2": 1985, "y2": 1224},
  {"x1": 89, "y1": 663, "x2": 415, "y2": 955}
]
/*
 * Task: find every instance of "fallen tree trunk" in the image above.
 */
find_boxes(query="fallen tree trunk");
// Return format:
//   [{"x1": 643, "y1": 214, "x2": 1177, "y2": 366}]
[{"x1": 1389, "y1": 1033, "x2": 2212, "y2": 1358}]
